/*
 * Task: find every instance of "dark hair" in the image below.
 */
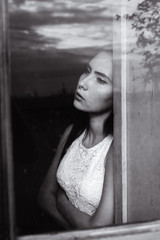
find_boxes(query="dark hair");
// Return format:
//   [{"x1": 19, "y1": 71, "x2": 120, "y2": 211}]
[{"x1": 60, "y1": 108, "x2": 113, "y2": 159}]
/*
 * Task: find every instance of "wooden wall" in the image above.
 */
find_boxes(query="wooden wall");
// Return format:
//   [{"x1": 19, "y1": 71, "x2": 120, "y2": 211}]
[
  {"x1": 125, "y1": 5, "x2": 160, "y2": 222},
  {"x1": 113, "y1": 1, "x2": 160, "y2": 224},
  {"x1": 127, "y1": 52, "x2": 160, "y2": 223}
]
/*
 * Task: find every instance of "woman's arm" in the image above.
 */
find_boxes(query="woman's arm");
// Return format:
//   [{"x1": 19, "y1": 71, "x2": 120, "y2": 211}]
[
  {"x1": 56, "y1": 188, "x2": 91, "y2": 229},
  {"x1": 56, "y1": 142, "x2": 114, "y2": 229},
  {"x1": 37, "y1": 125, "x2": 73, "y2": 229}
]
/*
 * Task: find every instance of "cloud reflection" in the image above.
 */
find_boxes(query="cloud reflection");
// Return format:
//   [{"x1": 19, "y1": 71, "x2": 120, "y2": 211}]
[
  {"x1": 9, "y1": 0, "x2": 113, "y2": 52},
  {"x1": 33, "y1": 23, "x2": 111, "y2": 50},
  {"x1": 9, "y1": 0, "x2": 115, "y2": 96}
]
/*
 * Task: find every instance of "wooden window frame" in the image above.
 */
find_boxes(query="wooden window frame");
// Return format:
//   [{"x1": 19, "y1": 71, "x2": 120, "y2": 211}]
[
  {"x1": 0, "y1": 0, "x2": 15, "y2": 239},
  {"x1": 1, "y1": 0, "x2": 160, "y2": 239}
]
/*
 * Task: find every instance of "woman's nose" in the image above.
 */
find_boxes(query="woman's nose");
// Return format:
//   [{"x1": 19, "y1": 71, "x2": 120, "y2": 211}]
[{"x1": 78, "y1": 76, "x2": 89, "y2": 90}]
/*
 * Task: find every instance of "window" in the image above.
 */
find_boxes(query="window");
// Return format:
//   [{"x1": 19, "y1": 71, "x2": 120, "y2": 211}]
[{"x1": 1, "y1": 0, "x2": 160, "y2": 239}]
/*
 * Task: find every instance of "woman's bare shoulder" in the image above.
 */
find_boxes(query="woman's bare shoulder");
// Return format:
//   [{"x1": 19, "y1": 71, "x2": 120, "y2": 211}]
[
  {"x1": 56, "y1": 124, "x2": 73, "y2": 154},
  {"x1": 109, "y1": 140, "x2": 114, "y2": 154},
  {"x1": 63, "y1": 124, "x2": 73, "y2": 138},
  {"x1": 43, "y1": 124, "x2": 73, "y2": 173},
  {"x1": 60, "y1": 124, "x2": 73, "y2": 145},
  {"x1": 104, "y1": 140, "x2": 114, "y2": 169}
]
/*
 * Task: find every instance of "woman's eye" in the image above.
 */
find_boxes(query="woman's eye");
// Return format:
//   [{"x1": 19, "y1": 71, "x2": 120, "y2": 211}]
[{"x1": 97, "y1": 77, "x2": 107, "y2": 84}]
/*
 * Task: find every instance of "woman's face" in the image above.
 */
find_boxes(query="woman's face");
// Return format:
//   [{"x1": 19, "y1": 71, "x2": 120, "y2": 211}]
[{"x1": 73, "y1": 51, "x2": 113, "y2": 114}]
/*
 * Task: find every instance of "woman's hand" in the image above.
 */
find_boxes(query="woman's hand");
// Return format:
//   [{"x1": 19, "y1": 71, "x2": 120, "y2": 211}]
[
  {"x1": 56, "y1": 188, "x2": 70, "y2": 211},
  {"x1": 56, "y1": 187, "x2": 91, "y2": 229},
  {"x1": 56, "y1": 187, "x2": 72, "y2": 217}
]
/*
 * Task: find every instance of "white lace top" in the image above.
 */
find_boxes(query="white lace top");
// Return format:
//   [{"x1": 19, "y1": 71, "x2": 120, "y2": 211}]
[{"x1": 56, "y1": 130, "x2": 113, "y2": 216}]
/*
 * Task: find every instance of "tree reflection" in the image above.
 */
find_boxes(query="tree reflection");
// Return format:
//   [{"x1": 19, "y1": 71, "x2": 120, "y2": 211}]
[{"x1": 128, "y1": 0, "x2": 160, "y2": 86}]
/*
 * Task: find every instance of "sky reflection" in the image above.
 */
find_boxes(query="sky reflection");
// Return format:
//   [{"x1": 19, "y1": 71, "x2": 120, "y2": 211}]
[{"x1": 9, "y1": 0, "x2": 141, "y2": 96}]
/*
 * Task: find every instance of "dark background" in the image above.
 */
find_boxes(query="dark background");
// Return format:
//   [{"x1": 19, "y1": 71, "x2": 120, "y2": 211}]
[{"x1": 12, "y1": 93, "x2": 74, "y2": 234}]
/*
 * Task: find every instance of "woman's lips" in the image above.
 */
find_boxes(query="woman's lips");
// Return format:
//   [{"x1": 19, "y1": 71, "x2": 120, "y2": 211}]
[{"x1": 75, "y1": 91, "x2": 84, "y2": 101}]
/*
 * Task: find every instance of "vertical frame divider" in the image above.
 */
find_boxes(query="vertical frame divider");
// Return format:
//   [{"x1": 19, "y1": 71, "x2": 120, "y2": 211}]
[
  {"x1": 0, "y1": 0, "x2": 16, "y2": 239},
  {"x1": 113, "y1": 0, "x2": 127, "y2": 225},
  {"x1": 121, "y1": 0, "x2": 127, "y2": 224}
]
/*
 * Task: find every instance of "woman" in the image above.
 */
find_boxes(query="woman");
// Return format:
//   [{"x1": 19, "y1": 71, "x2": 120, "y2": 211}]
[{"x1": 38, "y1": 51, "x2": 114, "y2": 230}]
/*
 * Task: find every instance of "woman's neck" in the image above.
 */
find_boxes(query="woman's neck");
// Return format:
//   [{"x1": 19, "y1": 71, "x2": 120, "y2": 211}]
[{"x1": 83, "y1": 111, "x2": 111, "y2": 148}]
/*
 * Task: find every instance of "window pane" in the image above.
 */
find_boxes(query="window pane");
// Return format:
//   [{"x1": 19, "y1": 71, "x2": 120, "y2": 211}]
[{"x1": 9, "y1": 0, "x2": 117, "y2": 234}]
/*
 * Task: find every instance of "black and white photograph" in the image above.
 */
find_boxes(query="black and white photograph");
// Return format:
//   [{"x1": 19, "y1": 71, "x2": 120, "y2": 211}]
[{"x1": 0, "y1": 0, "x2": 160, "y2": 240}]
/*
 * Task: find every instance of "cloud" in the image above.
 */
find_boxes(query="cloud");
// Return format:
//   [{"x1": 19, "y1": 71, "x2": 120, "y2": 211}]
[
  {"x1": 33, "y1": 23, "x2": 112, "y2": 50},
  {"x1": 9, "y1": 0, "x2": 113, "y2": 52}
]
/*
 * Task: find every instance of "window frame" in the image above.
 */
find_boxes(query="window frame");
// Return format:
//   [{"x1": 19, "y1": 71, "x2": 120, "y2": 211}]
[
  {"x1": 0, "y1": 0, "x2": 15, "y2": 239},
  {"x1": 1, "y1": 0, "x2": 160, "y2": 239}
]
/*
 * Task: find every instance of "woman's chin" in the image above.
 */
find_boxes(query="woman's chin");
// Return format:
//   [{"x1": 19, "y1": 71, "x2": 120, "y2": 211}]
[
  {"x1": 73, "y1": 99, "x2": 79, "y2": 108},
  {"x1": 73, "y1": 100, "x2": 85, "y2": 111}
]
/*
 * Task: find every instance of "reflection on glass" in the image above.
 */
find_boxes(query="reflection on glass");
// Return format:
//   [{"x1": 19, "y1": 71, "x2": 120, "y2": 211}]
[
  {"x1": 9, "y1": 0, "x2": 114, "y2": 235},
  {"x1": 9, "y1": 0, "x2": 160, "y2": 235}
]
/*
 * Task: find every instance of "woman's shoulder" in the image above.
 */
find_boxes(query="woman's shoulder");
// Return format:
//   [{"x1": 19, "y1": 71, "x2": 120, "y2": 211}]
[
  {"x1": 52, "y1": 124, "x2": 73, "y2": 165},
  {"x1": 108, "y1": 139, "x2": 113, "y2": 156},
  {"x1": 63, "y1": 124, "x2": 73, "y2": 139},
  {"x1": 59, "y1": 124, "x2": 73, "y2": 147},
  {"x1": 104, "y1": 139, "x2": 114, "y2": 168}
]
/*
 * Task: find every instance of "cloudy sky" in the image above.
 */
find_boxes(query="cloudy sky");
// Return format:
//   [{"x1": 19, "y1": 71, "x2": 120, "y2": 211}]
[{"x1": 9, "y1": 0, "x2": 141, "y2": 97}]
